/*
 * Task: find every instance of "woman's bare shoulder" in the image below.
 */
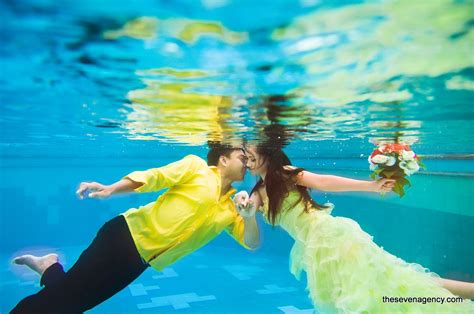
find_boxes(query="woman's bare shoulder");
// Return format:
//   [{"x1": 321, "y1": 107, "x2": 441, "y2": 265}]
[
  {"x1": 255, "y1": 186, "x2": 267, "y2": 213},
  {"x1": 283, "y1": 165, "x2": 304, "y2": 183},
  {"x1": 255, "y1": 185, "x2": 266, "y2": 197}
]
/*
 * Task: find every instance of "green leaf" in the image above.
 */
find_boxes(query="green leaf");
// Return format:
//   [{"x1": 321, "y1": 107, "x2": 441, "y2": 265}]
[
  {"x1": 398, "y1": 177, "x2": 410, "y2": 186},
  {"x1": 393, "y1": 181, "x2": 405, "y2": 198},
  {"x1": 382, "y1": 170, "x2": 396, "y2": 178},
  {"x1": 399, "y1": 186, "x2": 405, "y2": 197},
  {"x1": 392, "y1": 185, "x2": 402, "y2": 197}
]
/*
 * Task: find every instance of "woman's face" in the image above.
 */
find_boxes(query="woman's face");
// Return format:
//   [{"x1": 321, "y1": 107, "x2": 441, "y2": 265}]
[{"x1": 245, "y1": 146, "x2": 267, "y2": 176}]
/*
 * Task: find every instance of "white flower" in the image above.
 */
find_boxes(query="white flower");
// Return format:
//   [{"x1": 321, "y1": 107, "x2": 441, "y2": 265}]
[
  {"x1": 400, "y1": 160, "x2": 420, "y2": 175},
  {"x1": 371, "y1": 154, "x2": 389, "y2": 164},
  {"x1": 368, "y1": 156, "x2": 378, "y2": 170},
  {"x1": 400, "y1": 150, "x2": 416, "y2": 161},
  {"x1": 386, "y1": 156, "x2": 396, "y2": 166}
]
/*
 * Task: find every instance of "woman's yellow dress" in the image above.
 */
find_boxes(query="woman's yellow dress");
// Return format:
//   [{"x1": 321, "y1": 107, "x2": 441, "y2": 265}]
[{"x1": 261, "y1": 190, "x2": 473, "y2": 313}]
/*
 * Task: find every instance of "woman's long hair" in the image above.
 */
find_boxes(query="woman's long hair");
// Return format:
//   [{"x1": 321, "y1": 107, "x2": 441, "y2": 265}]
[{"x1": 250, "y1": 144, "x2": 328, "y2": 225}]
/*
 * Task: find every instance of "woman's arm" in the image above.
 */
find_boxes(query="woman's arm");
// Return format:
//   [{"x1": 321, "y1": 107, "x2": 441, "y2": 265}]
[
  {"x1": 242, "y1": 214, "x2": 260, "y2": 250},
  {"x1": 295, "y1": 170, "x2": 395, "y2": 193},
  {"x1": 233, "y1": 186, "x2": 270, "y2": 249},
  {"x1": 250, "y1": 187, "x2": 263, "y2": 212},
  {"x1": 233, "y1": 190, "x2": 261, "y2": 249}
]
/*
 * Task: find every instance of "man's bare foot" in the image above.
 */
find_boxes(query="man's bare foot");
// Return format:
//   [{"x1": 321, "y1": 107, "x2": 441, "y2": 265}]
[{"x1": 12, "y1": 254, "x2": 59, "y2": 276}]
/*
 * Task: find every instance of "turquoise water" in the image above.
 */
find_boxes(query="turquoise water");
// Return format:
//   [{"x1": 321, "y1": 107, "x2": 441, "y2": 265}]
[{"x1": 1, "y1": 0, "x2": 473, "y2": 313}]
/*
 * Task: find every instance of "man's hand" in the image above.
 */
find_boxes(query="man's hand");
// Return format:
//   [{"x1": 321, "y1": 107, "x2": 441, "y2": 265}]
[
  {"x1": 76, "y1": 182, "x2": 113, "y2": 199},
  {"x1": 233, "y1": 191, "x2": 257, "y2": 218}
]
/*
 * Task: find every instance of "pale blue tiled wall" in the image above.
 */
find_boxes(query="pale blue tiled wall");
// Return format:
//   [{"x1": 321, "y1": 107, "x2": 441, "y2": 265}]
[{"x1": 1, "y1": 157, "x2": 473, "y2": 282}]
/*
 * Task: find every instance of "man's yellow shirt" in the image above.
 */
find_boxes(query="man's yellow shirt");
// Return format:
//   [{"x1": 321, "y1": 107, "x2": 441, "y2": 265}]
[{"x1": 122, "y1": 154, "x2": 249, "y2": 271}]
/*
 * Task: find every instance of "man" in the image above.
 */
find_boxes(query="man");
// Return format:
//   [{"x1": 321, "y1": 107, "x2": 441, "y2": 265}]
[{"x1": 11, "y1": 143, "x2": 259, "y2": 313}]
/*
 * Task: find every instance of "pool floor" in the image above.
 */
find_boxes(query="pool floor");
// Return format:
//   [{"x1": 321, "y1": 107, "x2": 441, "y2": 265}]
[{"x1": 1, "y1": 244, "x2": 315, "y2": 313}]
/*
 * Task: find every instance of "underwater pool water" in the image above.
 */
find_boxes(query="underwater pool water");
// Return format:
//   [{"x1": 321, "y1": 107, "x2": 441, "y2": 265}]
[{"x1": 1, "y1": 0, "x2": 473, "y2": 313}]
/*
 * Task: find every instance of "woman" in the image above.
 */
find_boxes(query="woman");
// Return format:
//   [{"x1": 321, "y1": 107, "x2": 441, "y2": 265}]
[{"x1": 235, "y1": 143, "x2": 474, "y2": 313}]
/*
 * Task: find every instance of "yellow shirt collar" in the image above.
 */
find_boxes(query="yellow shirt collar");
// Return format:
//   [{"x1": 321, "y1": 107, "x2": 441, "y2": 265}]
[{"x1": 209, "y1": 166, "x2": 236, "y2": 200}]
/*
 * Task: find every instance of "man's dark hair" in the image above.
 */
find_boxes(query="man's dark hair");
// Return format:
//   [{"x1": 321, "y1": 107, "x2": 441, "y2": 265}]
[{"x1": 207, "y1": 141, "x2": 243, "y2": 166}]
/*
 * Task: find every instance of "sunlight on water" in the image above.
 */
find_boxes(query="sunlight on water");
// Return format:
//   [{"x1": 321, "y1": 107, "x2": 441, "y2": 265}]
[
  {"x1": 79, "y1": 0, "x2": 473, "y2": 150},
  {"x1": 0, "y1": 0, "x2": 472, "y2": 156},
  {"x1": 103, "y1": 16, "x2": 248, "y2": 44}
]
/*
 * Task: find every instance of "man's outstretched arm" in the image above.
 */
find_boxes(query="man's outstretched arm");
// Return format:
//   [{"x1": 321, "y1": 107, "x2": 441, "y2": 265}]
[
  {"x1": 76, "y1": 154, "x2": 204, "y2": 200},
  {"x1": 76, "y1": 178, "x2": 143, "y2": 199}
]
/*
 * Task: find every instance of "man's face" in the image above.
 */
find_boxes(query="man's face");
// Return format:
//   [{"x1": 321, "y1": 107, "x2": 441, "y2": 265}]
[{"x1": 222, "y1": 149, "x2": 248, "y2": 181}]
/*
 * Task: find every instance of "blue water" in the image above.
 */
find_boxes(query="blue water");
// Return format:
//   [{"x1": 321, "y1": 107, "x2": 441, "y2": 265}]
[{"x1": 1, "y1": 0, "x2": 473, "y2": 313}]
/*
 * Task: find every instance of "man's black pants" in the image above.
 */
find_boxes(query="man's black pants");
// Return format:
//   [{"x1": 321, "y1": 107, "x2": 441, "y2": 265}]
[{"x1": 11, "y1": 215, "x2": 148, "y2": 313}]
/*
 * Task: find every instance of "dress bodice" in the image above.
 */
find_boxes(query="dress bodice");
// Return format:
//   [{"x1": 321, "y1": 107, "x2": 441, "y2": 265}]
[{"x1": 260, "y1": 190, "x2": 334, "y2": 240}]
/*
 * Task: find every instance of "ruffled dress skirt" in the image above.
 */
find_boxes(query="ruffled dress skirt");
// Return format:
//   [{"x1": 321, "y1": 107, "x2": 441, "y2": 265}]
[{"x1": 286, "y1": 206, "x2": 474, "y2": 313}]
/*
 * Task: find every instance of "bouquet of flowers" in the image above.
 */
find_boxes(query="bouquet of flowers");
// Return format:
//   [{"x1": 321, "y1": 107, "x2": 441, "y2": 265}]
[{"x1": 368, "y1": 143, "x2": 426, "y2": 197}]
